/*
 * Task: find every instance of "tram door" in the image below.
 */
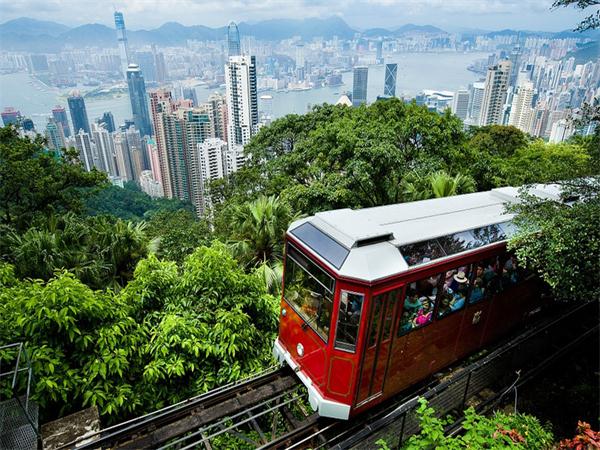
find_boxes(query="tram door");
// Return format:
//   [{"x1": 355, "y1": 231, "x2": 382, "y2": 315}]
[{"x1": 356, "y1": 290, "x2": 399, "y2": 405}]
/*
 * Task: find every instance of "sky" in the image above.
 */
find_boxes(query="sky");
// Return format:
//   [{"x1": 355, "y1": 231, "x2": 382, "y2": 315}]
[{"x1": 0, "y1": 0, "x2": 592, "y2": 32}]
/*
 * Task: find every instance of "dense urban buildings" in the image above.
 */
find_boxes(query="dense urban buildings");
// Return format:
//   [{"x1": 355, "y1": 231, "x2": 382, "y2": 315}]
[{"x1": 1, "y1": 11, "x2": 598, "y2": 218}]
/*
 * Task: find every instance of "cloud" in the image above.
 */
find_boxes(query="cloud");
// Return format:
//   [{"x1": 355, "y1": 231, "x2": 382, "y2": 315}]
[{"x1": 0, "y1": 0, "x2": 588, "y2": 30}]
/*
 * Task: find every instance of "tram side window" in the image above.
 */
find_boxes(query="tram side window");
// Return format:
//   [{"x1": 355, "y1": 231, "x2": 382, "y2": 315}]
[
  {"x1": 284, "y1": 246, "x2": 335, "y2": 342},
  {"x1": 470, "y1": 257, "x2": 501, "y2": 303},
  {"x1": 500, "y1": 254, "x2": 523, "y2": 289},
  {"x1": 437, "y1": 266, "x2": 471, "y2": 318},
  {"x1": 398, "y1": 274, "x2": 441, "y2": 336},
  {"x1": 334, "y1": 291, "x2": 364, "y2": 352}
]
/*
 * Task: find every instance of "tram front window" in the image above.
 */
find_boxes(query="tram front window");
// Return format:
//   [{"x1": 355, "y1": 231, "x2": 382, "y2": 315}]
[{"x1": 284, "y1": 244, "x2": 335, "y2": 342}]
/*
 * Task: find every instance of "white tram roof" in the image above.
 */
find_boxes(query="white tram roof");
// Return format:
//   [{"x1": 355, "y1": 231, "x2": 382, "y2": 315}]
[{"x1": 287, "y1": 184, "x2": 564, "y2": 283}]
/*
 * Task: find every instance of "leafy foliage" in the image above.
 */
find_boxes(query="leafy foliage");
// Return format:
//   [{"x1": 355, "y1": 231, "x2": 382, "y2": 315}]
[
  {"x1": 0, "y1": 243, "x2": 279, "y2": 422},
  {"x1": 508, "y1": 178, "x2": 600, "y2": 302},
  {"x1": 86, "y1": 181, "x2": 193, "y2": 221},
  {"x1": 552, "y1": 0, "x2": 600, "y2": 31},
  {"x1": 0, "y1": 126, "x2": 105, "y2": 231},
  {"x1": 557, "y1": 421, "x2": 600, "y2": 449},
  {"x1": 384, "y1": 398, "x2": 554, "y2": 449}
]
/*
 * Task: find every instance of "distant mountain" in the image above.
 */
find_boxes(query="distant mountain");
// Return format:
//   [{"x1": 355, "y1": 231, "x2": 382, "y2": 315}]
[
  {"x1": 395, "y1": 24, "x2": 446, "y2": 35},
  {"x1": 362, "y1": 27, "x2": 395, "y2": 38},
  {"x1": 61, "y1": 23, "x2": 117, "y2": 48},
  {"x1": 0, "y1": 17, "x2": 70, "y2": 37},
  {"x1": 565, "y1": 41, "x2": 599, "y2": 64}
]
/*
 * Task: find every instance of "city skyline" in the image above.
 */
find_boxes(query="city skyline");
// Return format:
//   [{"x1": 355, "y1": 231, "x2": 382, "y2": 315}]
[{"x1": 0, "y1": 1, "x2": 592, "y2": 33}]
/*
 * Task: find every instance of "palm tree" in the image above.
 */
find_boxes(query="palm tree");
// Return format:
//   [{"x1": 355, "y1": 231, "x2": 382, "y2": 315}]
[
  {"x1": 229, "y1": 195, "x2": 298, "y2": 269},
  {"x1": 402, "y1": 170, "x2": 476, "y2": 201}
]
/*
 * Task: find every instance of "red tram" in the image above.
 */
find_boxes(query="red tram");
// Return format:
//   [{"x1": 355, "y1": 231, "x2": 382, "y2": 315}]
[{"x1": 273, "y1": 185, "x2": 561, "y2": 419}]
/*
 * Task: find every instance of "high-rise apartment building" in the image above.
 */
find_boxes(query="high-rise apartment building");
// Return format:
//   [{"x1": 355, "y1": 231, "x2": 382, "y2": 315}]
[
  {"x1": 127, "y1": 64, "x2": 153, "y2": 137},
  {"x1": 452, "y1": 89, "x2": 470, "y2": 121},
  {"x1": 45, "y1": 119, "x2": 66, "y2": 151},
  {"x1": 52, "y1": 105, "x2": 71, "y2": 138},
  {"x1": 114, "y1": 11, "x2": 130, "y2": 76},
  {"x1": 139, "y1": 170, "x2": 164, "y2": 198},
  {"x1": 113, "y1": 132, "x2": 134, "y2": 181},
  {"x1": 225, "y1": 55, "x2": 258, "y2": 172},
  {"x1": 352, "y1": 66, "x2": 369, "y2": 106},
  {"x1": 383, "y1": 63, "x2": 397, "y2": 98},
  {"x1": 468, "y1": 82, "x2": 486, "y2": 124},
  {"x1": 508, "y1": 81, "x2": 535, "y2": 133},
  {"x1": 74, "y1": 130, "x2": 96, "y2": 171},
  {"x1": 479, "y1": 60, "x2": 512, "y2": 126},
  {"x1": 227, "y1": 22, "x2": 241, "y2": 57},
  {"x1": 91, "y1": 123, "x2": 117, "y2": 176},
  {"x1": 67, "y1": 93, "x2": 91, "y2": 134}
]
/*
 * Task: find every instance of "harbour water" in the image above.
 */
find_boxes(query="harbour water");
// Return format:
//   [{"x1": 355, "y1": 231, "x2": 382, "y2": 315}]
[{"x1": 0, "y1": 52, "x2": 488, "y2": 130}]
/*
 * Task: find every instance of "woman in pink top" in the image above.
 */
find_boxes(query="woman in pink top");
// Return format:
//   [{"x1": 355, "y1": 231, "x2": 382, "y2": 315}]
[{"x1": 414, "y1": 302, "x2": 432, "y2": 326}]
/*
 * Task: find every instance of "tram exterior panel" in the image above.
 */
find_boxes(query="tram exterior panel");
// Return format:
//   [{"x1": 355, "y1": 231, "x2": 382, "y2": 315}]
[{"x1": 274, "y1": 186, "x2": 559, "y2": 419}]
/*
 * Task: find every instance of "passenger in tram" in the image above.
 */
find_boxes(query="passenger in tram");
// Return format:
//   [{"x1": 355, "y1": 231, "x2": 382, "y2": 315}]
[
  {"x1": 403, "y1": 290, "x2": 422, "y2": 312},
  {"x1": 398, "y1": 311, "x2": 413, "y2": 335},
  {"x1": 470, "y1": 278, "x2": 485, "y2": 303},
  {"x1": 413, "y1": 300, "x2": 433, "y2": 326},
  {"x1": 449, "y1": 270, "x2": 469, "y2": 292}
]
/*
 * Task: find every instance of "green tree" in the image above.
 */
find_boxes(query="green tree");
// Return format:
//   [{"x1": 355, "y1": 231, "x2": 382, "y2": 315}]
[
  {"x1": 228, "y1": 195, "x2": 297, "y2": 268},
  {"x1": 0, "y1": 126, "x2": 105, "y2": 231},
  {"x1": 402, "y1": 170, "x2": 476, "y2": 201},
  {"x1": 508, "y1": 178, "x2": 600, "y2": 302},
  {"x1": 145, "y1": 209, "x2": 211, "y2": 264}
]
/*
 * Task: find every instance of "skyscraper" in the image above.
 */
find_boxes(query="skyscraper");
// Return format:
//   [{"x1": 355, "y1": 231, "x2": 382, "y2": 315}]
[
  {"x1": 479, "y1": 60, "x2": 512, "y2": 126},
  {"x1": 352, "y1": 66, "x2": 369, "y2": 106},
  {"x1": 225, "y1": 55, "x2": 258, "y2": 172},
  {"x1": 468, "y1": 82, "x2": 486, "y2": 124},
  {"x1": 67, "y1": 92, "x2": 91, "y2": 134},
  {"x1": 508, "y1": 81, "x2": 535, "y2": 133},
  {"x1": 91, "y1": 123, "x2": 117, "y2": 176},
  {"x1": 114, "y1": 11, "x2": 130, "y2": 77},
  {"x1": 127, "y1": 64, "x2": 153, "y2": 137},
  {"x1": 98, "y1": 112, "x2": 116, "y2": 133},
  {"x1": 383, "y1": 63, "x2": 397, "y2": 98},
  {"x1": 227, "y1": 21, "x2": 241, "y2": 57},
  {"x1": 45, "y1": 119, "x2": 66, "y2": 151},
  {"x1": 74, "y1": 130, "x2": 95, "y2": 171},
  {"x1": 375, "y1": 39, "x2": 383, "y2": 65},
  {"x1": 152, "y1": 45, "x2": 168, "y2": 83},
  {"x1": 52, "y1": 105, "x2": 71, "y2": 137},
  {"x1": 451, "y1": 89, "x2": 470, "y2": 121},
  {"x1": 1, "y1": 107, "x2": 21, "y2": 126}
]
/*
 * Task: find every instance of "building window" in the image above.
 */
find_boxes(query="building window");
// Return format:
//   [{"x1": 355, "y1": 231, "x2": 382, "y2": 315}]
[
  {"x1": 284, "y1": 244, "x2": 335, "y2": 342},
  {"x1": 334, "y1": 291, "x2": 364, "y2": 352}
]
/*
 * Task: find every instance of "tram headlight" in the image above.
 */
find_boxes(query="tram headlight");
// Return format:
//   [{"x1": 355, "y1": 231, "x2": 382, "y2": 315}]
[{"x1": 296, "y1": 343, "x2": 304, "y2": 357}]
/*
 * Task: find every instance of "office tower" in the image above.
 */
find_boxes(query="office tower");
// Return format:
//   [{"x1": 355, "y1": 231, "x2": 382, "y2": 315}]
[
  {"x1": 479, "y1": 60, "x2": 512, "y2": 126},
  {"x1": 98, "y1": 112, "x2": 116, "y2": 133},
  {"x1": 29, "y1": 54, "x2": 49, "y2": 73},
  {"x1": 468, "y1": 82, "x2": 485, "y2": 124},
  {"x1": 182, "y1": 87, "x2": 198, "y2": 106},
  {"x1": 74, "y1": 130, "x2": 96, "y2": 171},
  {"x1": 45, "y1": 119, "x2": 66, "y2": 151},
  {"x1": 1, "y1": 107, "x2": 21, "y2": 126},
  {"x1": 21, "y1": 118, "x2": 35, "y2": 131},
  {"x1": 113, "y1": 132, "x2": 134, "y2": 181},
  {"x1": 127, "y1": 64, "x2": 153, "y2": 137},
  {"x1": 508, "y1": 81, "x2": 535, "y2": 133},
  {"x1": 67, "y1": 92, "x2": 91, "y2": 134},
  {"x1": 114, "y1": 11, "x2": 130, "y2": 76},
  {"x1": 121, "y1": 119, "x2": 135, "y2": 132},
  {"x1": 227, "y1": 21, "x2": 241, "y2": 57},
  {"x1": 152, "y1": 45, "x2": 168, "y2": 83},
  {"x1": 91, "y1": 123, "x2": 117, "y2": 176},
  {"x1": 451, "y1": 89, "x2": 470, "y2": 121},
  {"x1": 149, "y1": 89, "x2": 178, "y2": 198},
  {"x1": 383, "y1": 63, "x2": 397, "y2": 98},
  {"x1": 375, "y1": 39, "x2": 383, "y2": 64},
  {"x1": 225, "y1": 55, "x2": 258, "y2": 172},
  {"x1": 296, "y1": 44, "x2": 305, "y2": 69},
  {"x1": 352, "y1": 66, "x2": 369, "y2": 106},
  {"x1": 135, "y1": 51, "x2": 157, "y2": 82},
  {"x1": 52, "y1": 105, "x2": 71, "y2": 137}
]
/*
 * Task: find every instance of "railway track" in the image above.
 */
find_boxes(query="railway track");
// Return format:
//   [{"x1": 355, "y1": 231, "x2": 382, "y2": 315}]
[{"x1": 62, "y1": 301, "x2": 597, "y2": 450}]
